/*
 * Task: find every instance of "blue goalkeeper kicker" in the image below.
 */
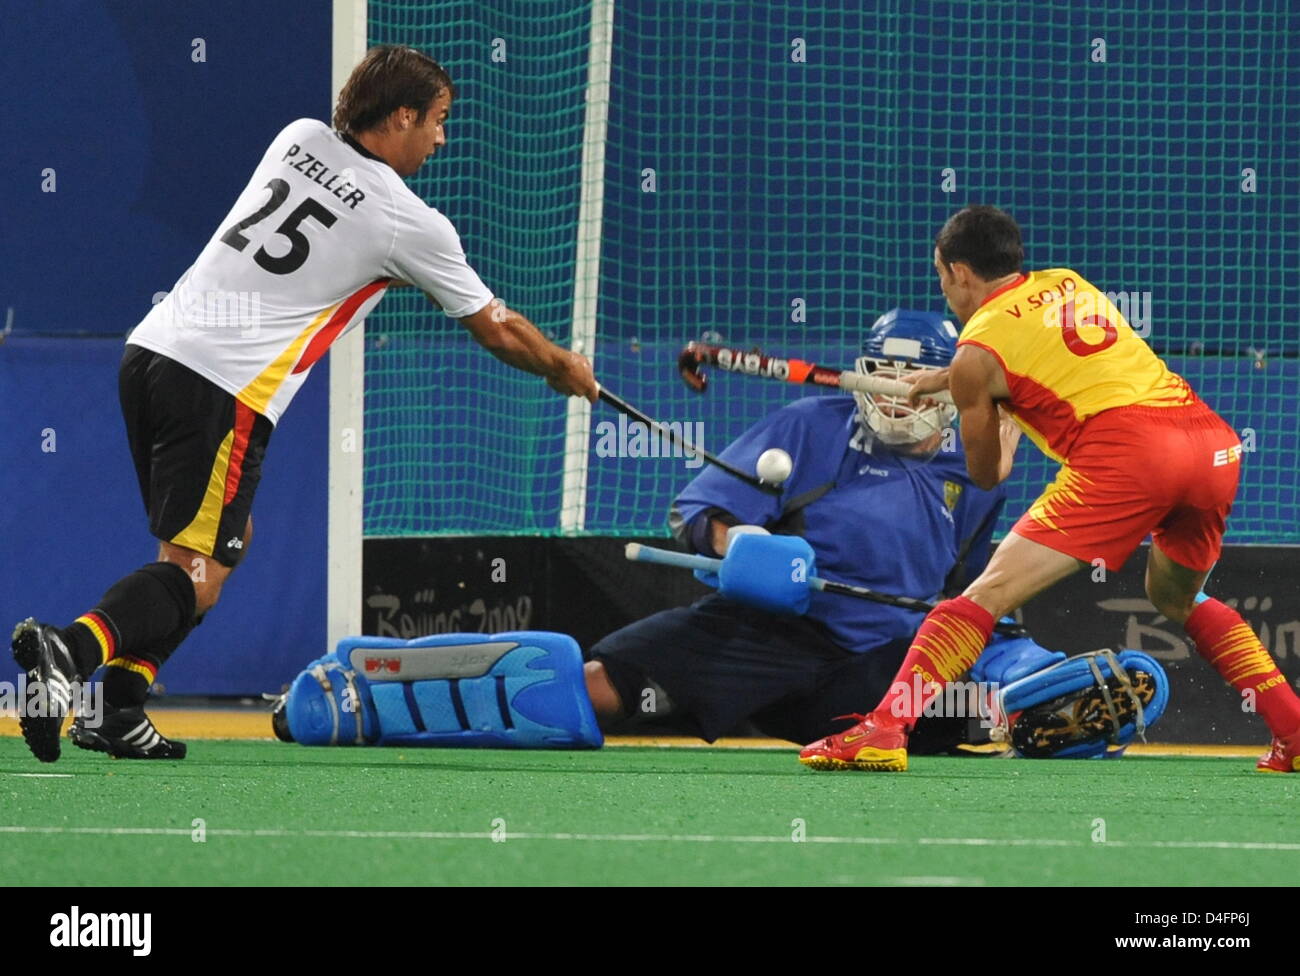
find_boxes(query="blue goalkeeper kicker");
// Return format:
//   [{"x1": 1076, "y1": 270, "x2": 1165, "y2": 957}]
[
  {"x1": 284, "y1": 631, "x2": 603, "y2": 749},
  {"x1": 988, "y1": 649, "x2": 1170, "y2": 759}
]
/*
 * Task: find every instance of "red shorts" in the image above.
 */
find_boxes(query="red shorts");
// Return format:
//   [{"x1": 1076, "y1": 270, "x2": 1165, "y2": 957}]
[{"x1": 1012, "y1": 401, "x2": 1240, "y2": 572}]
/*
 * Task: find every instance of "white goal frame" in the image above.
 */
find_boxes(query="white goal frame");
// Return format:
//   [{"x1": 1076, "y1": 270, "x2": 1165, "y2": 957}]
[
  {"x1": 328, "y1": 1, "x2": 614, "y2": 646},
  {"x1": 327, "y1": 0, "x2": 369, "y2": 648}
]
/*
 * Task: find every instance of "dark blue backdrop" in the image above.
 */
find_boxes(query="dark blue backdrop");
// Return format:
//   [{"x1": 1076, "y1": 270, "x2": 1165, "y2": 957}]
[
  {"x1": 0, "y1": 0, "x2": 332, "y2": 694},
  {"x1": 0, "y1": 338, "x2": 328, "y2": 695},
  {"x1": 0, "y1": 0, "x2": 334, "y2": 336}
]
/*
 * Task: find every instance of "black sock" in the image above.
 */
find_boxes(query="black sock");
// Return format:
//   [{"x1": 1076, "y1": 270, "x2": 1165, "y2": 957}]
[
  {"x1": 62, "y1": 562, "x2": 197, "y2": 678},
  {"x1": 61, "y1": 621, "x2": 115, "y2": 679},
  {"x1": 102, "y1": 613, "x2": 203, "y2": 709},
  {"x1": 101, "y1": 664, "x2": 150, "y2": 709}
]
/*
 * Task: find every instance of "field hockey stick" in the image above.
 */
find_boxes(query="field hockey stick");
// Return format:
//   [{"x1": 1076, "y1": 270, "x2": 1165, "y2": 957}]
[
  {"x1": 625, "y1": 542, "x2": 1027, "y2": 636},
  {"x1": 596, "y1": 386, "x2": 782, "y2": 495},
  {"x1": 677, "y1": 341, "x2": 954, "y2": 404}
]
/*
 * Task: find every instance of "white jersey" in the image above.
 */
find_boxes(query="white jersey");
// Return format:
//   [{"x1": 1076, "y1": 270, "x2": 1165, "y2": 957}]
[{"x1": 127, "y1": 118, "x2": 494, "y2": 424}]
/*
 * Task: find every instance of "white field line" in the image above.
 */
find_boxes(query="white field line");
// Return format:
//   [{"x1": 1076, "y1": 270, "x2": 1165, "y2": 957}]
[{"x1": 0, "y1": 825, "x2": 1296, "y2": 851}]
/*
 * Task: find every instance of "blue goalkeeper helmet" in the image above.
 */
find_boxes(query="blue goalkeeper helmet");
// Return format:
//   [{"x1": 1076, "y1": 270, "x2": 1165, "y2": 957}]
[{"x1": 854, "y1": 308, "x2": 960, "y2": 446}]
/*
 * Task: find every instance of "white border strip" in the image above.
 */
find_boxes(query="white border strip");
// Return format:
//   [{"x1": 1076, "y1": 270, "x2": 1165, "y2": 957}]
[
  {"x1": 1, "y1": 825, "x2": 1297, "y2": 852},
  {"x1": 327, "y1": 0, "x2": 368, "y2": 648},
  {"x1": 560, "y1": 0, "x2": 615, "y2": 533}
]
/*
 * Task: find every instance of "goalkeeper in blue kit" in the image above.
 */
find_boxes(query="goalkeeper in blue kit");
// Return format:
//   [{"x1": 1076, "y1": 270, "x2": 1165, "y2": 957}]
[
  {"x1": 583, "y1": 310, "x2": 1168, "y2": 755},
  {"x1": 584, "y1": 310, "x2": 1015, "y2": 747}
]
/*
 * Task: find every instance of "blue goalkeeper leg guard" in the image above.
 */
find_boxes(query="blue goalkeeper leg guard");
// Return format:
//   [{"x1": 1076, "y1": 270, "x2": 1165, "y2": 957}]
[
  {"x1": 984, "y1": 649, "x2": 1170, "y2": 759},
  {"x1": 282, "y1": 631, "x2": 602, "y2": 749}
]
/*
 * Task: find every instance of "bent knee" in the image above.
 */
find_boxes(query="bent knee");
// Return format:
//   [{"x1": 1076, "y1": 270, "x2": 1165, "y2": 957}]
[
  {"x1": 1145, "y1": 582, "x2": 1197, "y2": 625},
  {"x1": 181, "y1": 569, "x2": 226, "y2": 617},
  {"x1": 584, "y1": 660, "x2": 624, "y2": 719},
  {"x1": 193, "y1": 581, "x2": 226, "y2": 617},
  {"x1": 157, "y1": 546, "x2": 231, "y2": 619}
]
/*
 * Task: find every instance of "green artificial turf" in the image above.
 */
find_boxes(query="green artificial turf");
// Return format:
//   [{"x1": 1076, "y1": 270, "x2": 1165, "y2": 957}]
[{"x1": 2, "y1": 738, "x2": 1296, "y2": 886}]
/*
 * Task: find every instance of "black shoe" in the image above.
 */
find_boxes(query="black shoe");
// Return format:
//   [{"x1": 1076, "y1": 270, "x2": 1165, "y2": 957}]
[
  {"x1": 267, "y1": 692, "x2": 294, "y2": 742},
  {"x1": 11, "y1": 618, "x2": 80, "y2": 763},
  {"x1": 70, "y1": 705, "x2": 187, "y2": 760}
]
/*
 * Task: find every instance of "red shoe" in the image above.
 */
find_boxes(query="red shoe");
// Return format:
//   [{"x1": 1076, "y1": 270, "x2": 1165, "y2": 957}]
[
  {"x1": 1256, "y1": 729, "x2": 1300, "y2": 773},
  {"x1": 799, "y1": 712, "x2": 909, "y2": 772}
]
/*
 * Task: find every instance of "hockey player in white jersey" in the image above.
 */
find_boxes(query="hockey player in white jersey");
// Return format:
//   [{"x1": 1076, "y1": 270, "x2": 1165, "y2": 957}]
[{"x1": 12, "y1": 45, "x2": 597, "y2": 762}]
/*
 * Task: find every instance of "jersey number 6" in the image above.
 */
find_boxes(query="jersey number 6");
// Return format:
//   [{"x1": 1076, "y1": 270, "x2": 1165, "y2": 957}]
[
  {"x1": 1059, "y1": 295, "x2": 1118, "y2": 357},
  {"x1": 220, "y1": 178, "x2": 337, "y2": 275}
]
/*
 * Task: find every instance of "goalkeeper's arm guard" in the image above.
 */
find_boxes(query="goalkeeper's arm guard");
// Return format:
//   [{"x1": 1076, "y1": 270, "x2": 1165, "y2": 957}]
[{"x1": 690, "y1": 529, "x2": 816, "y2": 615}]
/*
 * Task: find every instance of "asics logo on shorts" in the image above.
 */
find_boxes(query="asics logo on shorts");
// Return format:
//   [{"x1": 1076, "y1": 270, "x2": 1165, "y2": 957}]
[{"x1": 1212, "y1": 445, "x2": 1243, "y2": 467}]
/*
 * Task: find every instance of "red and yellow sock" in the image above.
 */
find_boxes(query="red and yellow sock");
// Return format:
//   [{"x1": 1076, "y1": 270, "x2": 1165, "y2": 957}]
[
  {"x1": 62, "y1": 611, "x2": 119, "y2": 676},
  {"x1": 877, "y1": 596, "x2": 994, "y2": 729},
  {"x1": 1186, "y1": 598, "x2": 1300, "y2": 738}
]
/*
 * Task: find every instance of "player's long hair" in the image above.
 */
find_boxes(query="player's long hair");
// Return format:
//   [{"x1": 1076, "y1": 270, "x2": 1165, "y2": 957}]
[{"x1": 334, "y1": 45, "x2": 456, "y2": 136}]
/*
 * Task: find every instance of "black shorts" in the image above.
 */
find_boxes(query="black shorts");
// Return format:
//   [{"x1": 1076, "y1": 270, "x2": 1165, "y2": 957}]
[
  {"x1": 589, "y1": 593, "x2": 965, "y2": 750},
  {"x1": 119, "y1": 344, "x2": 272, "y2": 568}
]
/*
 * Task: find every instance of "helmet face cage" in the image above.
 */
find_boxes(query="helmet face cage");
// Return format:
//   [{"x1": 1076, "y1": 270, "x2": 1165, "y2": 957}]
[
  {"x1": 853, "y1": 355, "x2": 958, "y2": 447},
  {"x1": 854, "y1": 309, "x2": 959, "y2": 449}
]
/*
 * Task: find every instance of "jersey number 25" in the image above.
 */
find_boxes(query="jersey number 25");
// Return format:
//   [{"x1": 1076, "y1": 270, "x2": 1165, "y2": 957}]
[{"x1": 220, "y1": 178, "x2": 336, "y2": 275}]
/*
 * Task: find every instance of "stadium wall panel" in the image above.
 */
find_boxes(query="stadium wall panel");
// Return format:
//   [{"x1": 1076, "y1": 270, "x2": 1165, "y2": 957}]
[
  {"x1": 0, "y1": 0, "x2": 333, "y2": 338},
  {"x1": 0, "y1": 337, "x2": 327, "y2": 697},
  {"x1": 364, "y1": 536, "x2": 1298, "y2": 746},
  {"x1": 0, "y1": 1, "x2": 334, "y2": 695}
]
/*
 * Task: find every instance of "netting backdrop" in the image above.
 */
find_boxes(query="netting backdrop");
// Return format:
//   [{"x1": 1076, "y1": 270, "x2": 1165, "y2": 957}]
[{"x1": 364, "y1": 0, "x2": 1299, "y2": 541}]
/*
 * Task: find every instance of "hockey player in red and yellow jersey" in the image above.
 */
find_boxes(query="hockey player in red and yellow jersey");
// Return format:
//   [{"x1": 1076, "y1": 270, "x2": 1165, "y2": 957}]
[{"x1": 800, "y1": 205, "x2": 1299, "y2": 773}]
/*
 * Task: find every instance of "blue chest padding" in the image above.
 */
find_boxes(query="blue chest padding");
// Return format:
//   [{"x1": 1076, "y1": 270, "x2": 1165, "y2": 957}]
[
  {"x1": 993, "y1": 649, "x2": 1170, "y2": 759},
  {"x1": 285, "y1": 631, "x2": 602, "y2": 749}
]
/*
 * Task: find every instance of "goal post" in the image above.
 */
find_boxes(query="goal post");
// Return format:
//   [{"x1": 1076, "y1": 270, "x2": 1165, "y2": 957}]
[
  {"x1": 327, "y1": 0, "x2": 368, "y2": 648},
  {"x1": 560, "y1": 0, "x2": 615, "y2": 533}
]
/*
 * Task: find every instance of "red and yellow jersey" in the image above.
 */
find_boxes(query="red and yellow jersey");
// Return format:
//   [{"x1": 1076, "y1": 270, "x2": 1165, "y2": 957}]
[{"x1": 957, "y1": 268, "x2": 1196, "y2": 462}]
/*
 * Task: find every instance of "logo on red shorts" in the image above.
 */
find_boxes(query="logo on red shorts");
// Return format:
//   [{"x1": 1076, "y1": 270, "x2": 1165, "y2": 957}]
[{"x1": 1212, "y1": 445, "x2": 1243, "y2": 467}]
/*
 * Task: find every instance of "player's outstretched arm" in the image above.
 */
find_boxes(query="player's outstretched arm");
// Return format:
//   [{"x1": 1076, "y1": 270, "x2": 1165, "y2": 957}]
[
  {"x1": 903, "y1": 366, "x2": 951, "y2": 399},
  {"x1": 950, "y1": 345, "x2": 1008, "y2": 490},
  {"x1": 458, "y1": 298, "x2": 598, "y2": 401},
  {"x1": 994, "y1": 404, "x2": 1022, "y2": 483}
]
